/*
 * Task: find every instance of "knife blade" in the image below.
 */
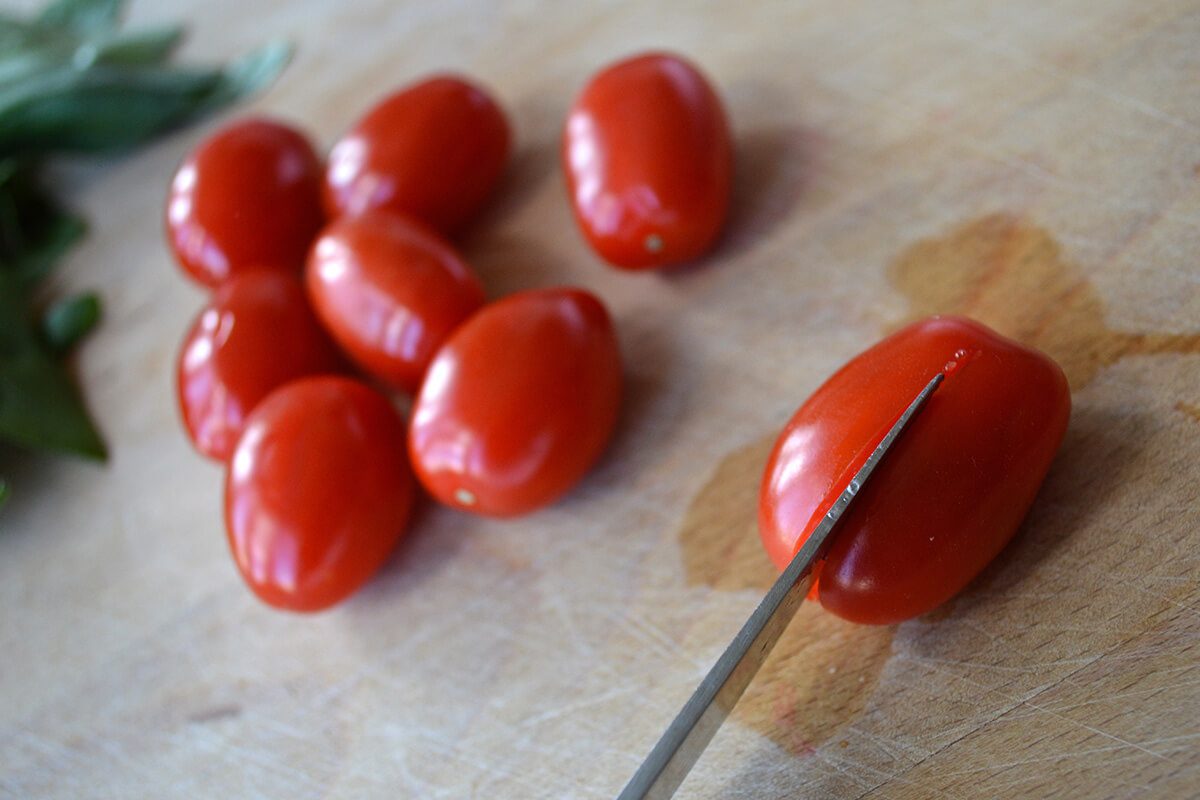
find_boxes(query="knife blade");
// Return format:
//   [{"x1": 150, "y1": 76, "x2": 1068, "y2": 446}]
[{"x1": 616, "y1": 371, "x2": 945, "y2": 800}]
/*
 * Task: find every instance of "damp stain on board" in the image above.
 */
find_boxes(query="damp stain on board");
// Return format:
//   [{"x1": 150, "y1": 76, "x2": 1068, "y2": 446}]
[
  {"x1": 1178, "y1": 402, "x2": 1200, "y2": 423},
  {"x1": 677, "y1": 212, "x2": 1200, "y2": 755},
  {"x1": 888, "y1": 213, "x2": 1200, "y2": 390}
]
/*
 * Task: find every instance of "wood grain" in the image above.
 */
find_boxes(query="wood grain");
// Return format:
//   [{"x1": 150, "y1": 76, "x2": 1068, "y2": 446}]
[{"x1": 3, "y1": 1, "x2": 1200, "y2": 798}]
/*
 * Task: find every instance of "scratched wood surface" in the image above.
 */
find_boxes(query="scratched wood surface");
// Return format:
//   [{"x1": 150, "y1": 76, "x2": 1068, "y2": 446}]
[{"x1": 3, "y1": 1, "x2": 1200, "y2": 797}]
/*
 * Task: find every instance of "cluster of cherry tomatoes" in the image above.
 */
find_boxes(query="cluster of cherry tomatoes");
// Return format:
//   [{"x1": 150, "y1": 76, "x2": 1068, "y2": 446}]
[
  {"x1": 165, "y1": 49, "x2": 1073, "y2": 626},
  {"x1": 166, "y1": 53, "x2": 731, "y2": 612}
]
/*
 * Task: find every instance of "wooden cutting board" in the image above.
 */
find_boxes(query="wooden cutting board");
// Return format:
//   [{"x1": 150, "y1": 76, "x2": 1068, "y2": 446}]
[{"x1": 3, "y1": 1, "x2": 1199, "y2": 797}]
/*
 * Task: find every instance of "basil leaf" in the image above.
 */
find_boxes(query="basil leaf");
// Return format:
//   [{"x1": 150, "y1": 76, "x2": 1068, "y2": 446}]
[
  {"x1": 0, "y1": 0, "x2": 291, "y2": 509},
  {"x1": 0, "y1": 158, "x2": 87, "y2": 285},
  {"x1": 0, "y1": 41, "x2": 290, "y2": 155},
  {"x1": 0, "y1": 270, "x2": 105, "y2": 459},
  {"x1": 41, "y1": 290, "x2": 99, "y2": 354},
  {"x1": 82, "y1": 25, "x2": 184, "y2": 67},
  {"x1": 36, "y1": 0, "x2": 124, "y2": 37},
  {"x1": 0, "y1": 163, "x2": 102, "y2": 463},
  {"x1": 197, "y1": 39, "x2": 291, "y2": 114}
]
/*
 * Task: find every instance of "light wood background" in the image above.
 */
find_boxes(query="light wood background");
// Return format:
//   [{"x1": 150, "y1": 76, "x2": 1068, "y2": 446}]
[{"x1": 3, "y1": 1, "x2": 1200, "y2": 797}]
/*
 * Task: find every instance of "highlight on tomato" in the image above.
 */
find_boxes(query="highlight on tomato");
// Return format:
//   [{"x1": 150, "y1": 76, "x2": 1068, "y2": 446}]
[
  {"x1": 177, "y1": 270, "x2": 345, "y2": 462},
  {"x1": 758, "y1": 316, "x2": 1071, "y2": 625},
  {"x1": 323, "y1": 74, "x2": 511, "y2": 234},
  {"x1": 563, "y1": 52, "x2": 733, "y2": 269},
  {"x1": 306, "y1": 210, "x2": 486, "y2": 394},
  {"x1": 166, "y1": 117, "x2": 325, "y2": 288},
  {"x1": 409, "y1": 287, "x2": 622, "y2": 517},
  {"x1": 225, "y1": 376, "x2": 416, "y2": 612}
]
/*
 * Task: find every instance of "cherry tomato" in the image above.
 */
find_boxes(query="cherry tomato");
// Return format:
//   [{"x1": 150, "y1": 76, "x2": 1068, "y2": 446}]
[
  {"x1": 758, "y1": 316, "x2": 1070, "y2": 625},
  {"x1": 563, "y1": 52, "x2": 733, "y2": 269},
  {"x1": 306, "y1": 211, "x2": 486, "y2": 393},
  {"x1": 177, "y1": 270, "x2": 345, "y2": 462},
  {"x1": 166, "y1": 117, "x2": 324, "y2": 288},
  {"x1": 324, "y1": 75, "x2": 510, "y2": 234},
  {"x1": 225, "y1": 376, "x2": 415, "y2": 612},
  {"x1": 409, "y1": 288, "x2": 621, "y2": 517}
]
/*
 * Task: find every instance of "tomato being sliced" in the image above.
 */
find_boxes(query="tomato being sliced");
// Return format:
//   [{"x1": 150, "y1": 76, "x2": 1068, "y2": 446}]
[
  {"x1": 225, "y1": 376, "x2": 415, "y2": 612},
  {"x1": 409, "y1": 288, "x2": 622, "y2": 517},
  {"x1": 166, "y1": 117, "x2": 325, "y2": 288},
  {"x1": 177, "y1": 270, "x2": 345, "y2": 462},
  {"x1": 563, "y1": 52, "x2": 733, "y2": 269},
  {"x1": 306, "y1": 211, "x2": 486, "y2": 394},
  {"x1": 324, "y1": 74, "x2": 510, "y2": 234},
  {"x1": 758, "y1": 316, "x2": 1071, "y2": 625}
]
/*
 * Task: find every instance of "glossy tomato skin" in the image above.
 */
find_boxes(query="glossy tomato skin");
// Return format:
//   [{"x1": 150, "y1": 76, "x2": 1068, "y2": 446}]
[
  {"x1": 177, "y1": 270, "x2": 345, "y2": 462},
  {"x1": 563, "y1": 52, "x2": 732, "y2": 269},
  {"x1": 324, "y1": 75, "x2": 510, "y2": 234},
  {"x1": 166, "y1": 117, "x2": 324, "y2": 288},
  {"x1": 225, "y1": 377, "x2": 415, "y2": 612},
  {"x1": 409, "y1": 288, "x2": 621, "y2": 517},
  {"x1": 306, "y1": 211, "x2": 486, "y2": 393},
  {"x1": 759, "y1": 316, "x2": 1070, "y2": 625}
]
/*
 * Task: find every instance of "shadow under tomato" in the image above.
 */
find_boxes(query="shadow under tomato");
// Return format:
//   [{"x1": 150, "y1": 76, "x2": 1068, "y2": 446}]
[
  {"x1": 643, "y1": 121, "x2": 817, "y2": 284},
  {"x1": 345, "y1": 489, "x2": 469, "y2": 609},
  {"x1": 462, "y1": 230, "x2": 571, "y2": 299},
  {"x1": 461, "y1": 138, "x2": 560, "y2": 241},
  {"x1": 650, "y1": 121, "x2": 818, "y2": 284},
  {"x1": 717, "y1": 123, "x2": 820, "y2": 260},
  {"x1": 585, "y1": 310, "x2": 690, "y2": 494}
]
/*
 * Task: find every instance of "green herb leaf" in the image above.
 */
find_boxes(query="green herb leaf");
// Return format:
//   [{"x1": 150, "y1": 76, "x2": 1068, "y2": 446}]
[
  {"x1": 0, "y1": 40, "x2": 291, "y2": 155},
  {"x1": 197, "y1": 39, "x2": 291, "y2": 113},
  {"x1": 0, "y1": 154, "x2": 102, "y2": 463},
  {"x1": 82, "y1": 25, "x2": 184, "y2": 68},
  {"x1": 41, "y1": 290, "x2": 99, "y2": 354},
  {"x1": 0, "y1": 270, "x2": 105, "y2": 459},
  {"x1": 0, "y1": 158, "x2": 87, "y2": 285},
  {"x1": 36, "y1": 0, "x2": 124, "y2": 37},
  {"x1": 0, "y1": 0, "x2": 290, "y2": 495}
]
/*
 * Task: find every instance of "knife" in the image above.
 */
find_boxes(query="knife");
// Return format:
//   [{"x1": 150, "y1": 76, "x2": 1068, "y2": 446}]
[{"x1": 617, "y1": 372, "x2": 945, "y2": 800}]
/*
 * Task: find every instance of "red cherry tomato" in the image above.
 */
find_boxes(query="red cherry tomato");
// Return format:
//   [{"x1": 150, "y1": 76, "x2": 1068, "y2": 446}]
[
  {"x1": 563, "y1": 52, "x2": 733, "y2": 269},
  {"x1": 409, "y1": 288, "x2": 621, "y2": 517},
  {"x1": 177, "y1": 270, "x2": 345, "y2": 462},
  {"x1": 758, "y1": 316, "x2": 1070, "y2": 625},
  {"x1": 166, "y1": 117, "x2": 324, "y2": 288},
  {"x1": 225, "y1": 376, "x2": 415, "y2": 612},
  {"x1": 306, "y1": 211, "x2": 486, "y2": 393},
  {"x1": 324, "y1": 75, "x2": 510, "y2": 234}
]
